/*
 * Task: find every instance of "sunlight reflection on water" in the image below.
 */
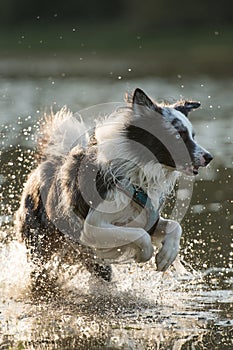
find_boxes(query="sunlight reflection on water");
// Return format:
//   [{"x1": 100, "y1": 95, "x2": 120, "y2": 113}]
[
  {"x1": 0, "y1": 237, "x2": 232, "y2": 349},
  {"x1": 0, "y1": 75, "x2": 232, "y2": 349}
]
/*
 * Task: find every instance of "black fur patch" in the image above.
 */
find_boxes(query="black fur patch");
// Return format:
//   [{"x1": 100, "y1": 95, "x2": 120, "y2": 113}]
[{"x1": 126, "y1": 124, "x2": 176, "y2": 168}]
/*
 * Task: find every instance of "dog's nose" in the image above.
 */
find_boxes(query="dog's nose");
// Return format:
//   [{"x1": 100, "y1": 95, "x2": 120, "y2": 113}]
[{"x1": 203, "y1": 152, "x2": 213, "y2": 165}]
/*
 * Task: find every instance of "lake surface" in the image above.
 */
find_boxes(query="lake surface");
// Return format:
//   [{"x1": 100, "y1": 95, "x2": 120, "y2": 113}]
[{"x1": 0, "y1": 71, "x2": 232, "y2": 349}]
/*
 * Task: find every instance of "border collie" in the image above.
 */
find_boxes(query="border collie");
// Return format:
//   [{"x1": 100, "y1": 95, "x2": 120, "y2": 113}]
[{"x1": 16, "y1": 88, "x2": 213, "y2": 290}]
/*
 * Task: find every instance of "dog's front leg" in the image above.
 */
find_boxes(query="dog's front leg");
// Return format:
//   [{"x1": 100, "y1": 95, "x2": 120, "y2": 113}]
[
  {"x1": 151, "y1": 217, "x2": 182, "y2": 272},
  {"x1": 81, "y1": 209, "x2": 154, "y2": 263}
]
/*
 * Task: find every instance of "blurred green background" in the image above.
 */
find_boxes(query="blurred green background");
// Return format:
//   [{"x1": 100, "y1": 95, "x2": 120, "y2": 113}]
[{"x1": 0, "y1": 0, "x2": 232, "y2": 77}]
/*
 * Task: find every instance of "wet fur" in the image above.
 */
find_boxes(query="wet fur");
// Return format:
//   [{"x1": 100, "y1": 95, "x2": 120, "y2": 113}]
[{"x1": 16, "y1": 88, "x2": 212, "y2": 293}]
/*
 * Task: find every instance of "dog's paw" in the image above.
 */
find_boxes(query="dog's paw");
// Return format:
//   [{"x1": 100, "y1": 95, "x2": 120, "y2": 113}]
[
  {"x1": 134, "y1": 234, "x2": 154, "y2": 263},
  {"x1": 155, "y1": 233, "x2": 181, "y2": 272}
]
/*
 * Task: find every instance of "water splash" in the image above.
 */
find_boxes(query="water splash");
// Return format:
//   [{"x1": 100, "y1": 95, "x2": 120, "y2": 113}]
[
  {"x1": 0, "y1": 78, "x2": 233, "y2": 348},
  {"x1": 0, "y1": 238, "x2": 31, "y2": 299}
]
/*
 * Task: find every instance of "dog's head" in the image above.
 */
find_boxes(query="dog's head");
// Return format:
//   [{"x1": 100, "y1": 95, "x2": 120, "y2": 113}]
[{"x1": 126, "y1": 88, "x2": 213, "y2": 176}]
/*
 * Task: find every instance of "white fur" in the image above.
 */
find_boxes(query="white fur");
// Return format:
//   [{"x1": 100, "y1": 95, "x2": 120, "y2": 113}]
[
  {"x1": 95, "y1": 108, "x2": 131, "y2": 165},
  {"x1": 79, "y1": 106, "x2": 182, "y2": 268},
  {"x1": 41, "y1": 104, "x2": 184, "y2": 269},
  {"x1": 164, "y1": 107, "x2": 194, "y2": 140},
  {"x1": 164, "y1": 108, "x2": 210, "y2": 167},
  {"x1": 40, "y1": 107, "x2": 89, "y2": 158},
  {"x1": 95, "y1": 108, "x2": 179, "y2": 210}
]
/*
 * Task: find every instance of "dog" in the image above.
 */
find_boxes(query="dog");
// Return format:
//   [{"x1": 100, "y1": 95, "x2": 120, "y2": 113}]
[{"x1": 16, "y1": 88, "x2": 213, "y2": 291}]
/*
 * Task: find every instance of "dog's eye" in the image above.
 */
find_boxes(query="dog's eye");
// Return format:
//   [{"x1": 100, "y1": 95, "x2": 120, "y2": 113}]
[{"x1": 176, "y1": 134, "x2": 181, "y2": 140}]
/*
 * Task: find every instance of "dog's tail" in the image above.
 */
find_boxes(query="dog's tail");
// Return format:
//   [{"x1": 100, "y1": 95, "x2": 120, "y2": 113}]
[{"x1": 36, "y1": 107, "x2": 89, "y2": 161}]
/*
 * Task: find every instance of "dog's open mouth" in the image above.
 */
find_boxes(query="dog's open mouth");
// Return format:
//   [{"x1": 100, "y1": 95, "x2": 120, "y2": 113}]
[
  {"x1": 192, "y1": 166, "x2": 199, "y2": 175},
  {"x1": 183, "y1": 165, "x2": 200, "y2": 176}
]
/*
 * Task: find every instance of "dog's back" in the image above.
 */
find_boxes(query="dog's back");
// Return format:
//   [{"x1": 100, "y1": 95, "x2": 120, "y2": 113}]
[
  {"x1": 16, "y1": 108, "x2": 86, "y2": 246},
  {"x1": 16, "y1": 108, "x2": 112, "y2": 293}
]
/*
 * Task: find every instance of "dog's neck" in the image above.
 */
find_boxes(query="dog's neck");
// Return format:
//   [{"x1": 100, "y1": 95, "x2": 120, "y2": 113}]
[
  {"x1": 121, "y1": 161, "x2": 178, "y2": 209},
  {"x1": 95, "y1": 109, "x2": 179, "y2": 209}
]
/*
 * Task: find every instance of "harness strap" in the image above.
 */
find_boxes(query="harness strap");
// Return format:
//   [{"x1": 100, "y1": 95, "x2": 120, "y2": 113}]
[{"x1": 115, "y1": 178, "x2": 160, "y2": 235}]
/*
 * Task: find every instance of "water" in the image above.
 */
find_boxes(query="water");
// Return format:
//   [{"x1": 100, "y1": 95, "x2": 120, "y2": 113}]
[{"x1": 0, "y1": 72, "x2": 232, "y2": 349}]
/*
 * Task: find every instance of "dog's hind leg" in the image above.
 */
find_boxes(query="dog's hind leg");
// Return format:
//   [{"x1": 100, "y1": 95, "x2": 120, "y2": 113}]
[
  {"x1": 26, "y1": 229, "x2": 63, "y2": 298},
  {"x1": 74, "y1": 245, "x2": 112, "y2": 282},
  {"x1": 16, "y1": 193, "x2": 64, "y2": 298},
  {"x1": 86, "y1": 261, "x2": 112, "y2": 282}
]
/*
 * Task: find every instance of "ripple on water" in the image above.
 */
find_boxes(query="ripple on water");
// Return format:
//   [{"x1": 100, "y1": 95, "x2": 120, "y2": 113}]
[{"x1": 0, "y1": 235, "x2": 232, "y2": 349}]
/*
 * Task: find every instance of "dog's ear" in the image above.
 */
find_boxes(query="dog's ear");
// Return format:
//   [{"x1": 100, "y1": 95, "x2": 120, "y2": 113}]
[
  {"x1": 133, "y1": 88, "x2": 154, "y2": 109},
  {"x1": 132, "y1": 88, "x2": 161, "y2": 114},
  {"x1": 175, "y1": 101, "x2": 201, "y2": 116}
]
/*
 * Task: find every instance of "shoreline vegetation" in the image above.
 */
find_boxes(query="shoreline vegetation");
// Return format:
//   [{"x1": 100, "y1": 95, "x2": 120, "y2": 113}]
[{"x1": 0, "y1": 23, "x2": 233, "y2": 78}]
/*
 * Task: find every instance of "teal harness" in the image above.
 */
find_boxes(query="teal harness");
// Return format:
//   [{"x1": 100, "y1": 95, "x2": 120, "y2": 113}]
[{"x1": 115, "y1": 178, "x2": 161, "y2": 235}]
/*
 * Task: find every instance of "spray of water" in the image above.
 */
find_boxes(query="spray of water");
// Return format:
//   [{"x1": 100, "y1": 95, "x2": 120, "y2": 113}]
[{"x1": 0, "y1": 105, "x2": 232, "y2": 349}]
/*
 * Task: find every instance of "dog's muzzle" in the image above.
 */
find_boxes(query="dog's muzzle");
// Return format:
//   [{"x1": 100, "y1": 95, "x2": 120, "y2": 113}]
[
  {"x1": 192, "y1": 151, "x2": 213, "y2": 175},
  {"x1": 182, "y1": 151, "x2": 213, "y2": 176}
]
